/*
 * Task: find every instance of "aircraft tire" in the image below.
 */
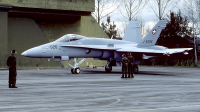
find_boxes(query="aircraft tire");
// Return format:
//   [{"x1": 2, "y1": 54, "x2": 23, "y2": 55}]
[
  {"x1": 75, "y1": 68, "x2": 80, "y2": 74},
  {"x1": 133, "y1": 65, "x2": 138, "y2": 73},
  {"x1": 71, "y1": 68, "x2": 75, "y2": 74}
]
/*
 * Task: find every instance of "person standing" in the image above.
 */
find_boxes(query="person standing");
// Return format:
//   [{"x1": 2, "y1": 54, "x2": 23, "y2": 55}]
[
  {"x1": 121, "y1": 54, "x2": 128, "y2": 78},
  {"x1": 7, "y1": 50, "x2": 18, "y2": 88},
  {"x1": 127, "y1": 53, "x2": 134, "y2": 78}
]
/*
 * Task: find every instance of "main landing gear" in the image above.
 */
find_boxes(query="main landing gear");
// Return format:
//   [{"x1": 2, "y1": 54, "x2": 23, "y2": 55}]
[
  {"x1": 68, "y1": 58, "x2": 86, "y2": 74},
  {"x1": 133, "y1": 65, "x2": 138, "y2": 73},
  {"x1": 71, "y1": 67, "x2": 80, "y2": 74},
  {"x1": 104, "y1": 60, "x2": 139, "y2": 73},
  {"x1": 105, "y1": 60, "x2": 112, "y2": 73}
]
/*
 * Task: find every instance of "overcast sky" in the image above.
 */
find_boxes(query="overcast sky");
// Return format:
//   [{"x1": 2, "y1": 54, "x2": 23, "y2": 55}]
[
  {"x1": 95, "y1": 0, "x2": 188, "y2": 34},
  {"x1": 96, "y1": 0, "x2": 185, "y2": 21}
]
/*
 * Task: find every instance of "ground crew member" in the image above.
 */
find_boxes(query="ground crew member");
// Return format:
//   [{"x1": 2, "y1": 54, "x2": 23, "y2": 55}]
[
  {"x1": 121, "y1": 54, "x2": 128, "y2": 78},
  {"x1": 127, "y1": 53, "x2": 134, "y2": 78},
  {"x1": 7, "y1": 50, "x2": 18, "y2": 88}
]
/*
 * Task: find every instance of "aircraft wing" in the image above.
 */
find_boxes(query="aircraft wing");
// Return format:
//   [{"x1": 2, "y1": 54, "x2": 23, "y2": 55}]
[
  {"x1": 117, "y1": 47, "x2": 193, "y2": 55},
  {"x1": 62, "y1": 45, "x2": 192, "y2": 55},
  {"x1": 61, "y1": 45, "x2": 120, "y2": 50},
  {"x1": 117, "y1": 47, "x2": 164, "y2": 53},
  {"x1": 164, "y1": 48, "x2": 193, "y2": 55}
]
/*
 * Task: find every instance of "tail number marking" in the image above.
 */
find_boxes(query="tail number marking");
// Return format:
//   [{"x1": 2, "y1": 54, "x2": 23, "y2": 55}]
[{"x1": 143, "y1": 40, "x2": 153, "y2": 43}]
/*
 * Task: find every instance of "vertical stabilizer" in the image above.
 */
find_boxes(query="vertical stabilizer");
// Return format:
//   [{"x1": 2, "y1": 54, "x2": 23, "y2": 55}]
[
  {"x1": 122, "y1": 21, "x2": 142, "y2": 43},
  {"x1": 137, "y1": 20, "x2": 167, "y2": 47}
]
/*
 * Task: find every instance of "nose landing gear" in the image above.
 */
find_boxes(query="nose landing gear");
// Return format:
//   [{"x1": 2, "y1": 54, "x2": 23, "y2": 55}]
[{"x1": 69, "y1": 58, "x2": 86, "y2": 74}]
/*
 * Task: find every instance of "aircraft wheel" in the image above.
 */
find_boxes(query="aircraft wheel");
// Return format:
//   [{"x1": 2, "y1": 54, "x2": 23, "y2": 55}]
[
  {"x1": 71, "y1": 68, "x2": 75, "y2": 74},
  {"x1": 75, "y1": 67, "x2": 80, "y2": 74},
  {"x1": 133, "y1": 65, "x2": 138, "y2": 73},
  {"x1": 105, "y1": 66, "x2": 112, "y2": 73}
]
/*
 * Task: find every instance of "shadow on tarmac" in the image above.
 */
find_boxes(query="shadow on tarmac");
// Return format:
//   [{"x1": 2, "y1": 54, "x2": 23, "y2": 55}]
[{"x1": 80, "y1": 68, "x2": 176, "y2": 76}]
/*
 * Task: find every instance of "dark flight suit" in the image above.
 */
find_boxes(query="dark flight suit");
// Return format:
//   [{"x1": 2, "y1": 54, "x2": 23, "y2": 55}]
[
  {"x1": 7, "y1": 54, "x2": 17, "y2": 88},
  {"x1": 121, "y1": 56, "x2": 128, "y2": 78},
  {"x1": 128, "y1": 55, "x2": 134, "y2": 78}
]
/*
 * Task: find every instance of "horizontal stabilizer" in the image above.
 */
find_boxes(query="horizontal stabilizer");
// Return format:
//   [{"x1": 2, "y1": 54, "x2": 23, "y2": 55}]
[
  {"x1": 164, "y1": 48, "x2": 193, "y2": 55},
  {"x1": 142, "y1": 54, "x2": 158, "y2": 59}
]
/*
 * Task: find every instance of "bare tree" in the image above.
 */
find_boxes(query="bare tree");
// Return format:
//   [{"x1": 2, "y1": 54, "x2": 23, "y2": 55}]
[
  {"x1": 148, "y1": 0, "x2": 179, "y2": 20},
  {"x1": 185, "y1": 1, "x2": 200, "y2": 46},
  {"x1": 116, "y1": 15, "x2": 147, "y2": 38},
  {"x1": 195, "y1": 0, "x2": 200, "y2": 36},
  {"x1": 92, "y1": 0, "x2": 120, "y2": 24},
  {"x1": 101, "y1": 16, "x2": 120, "y2": 39},
  {"x1": 183, "y1": 0, "x2": 200, "y2": 67},
  {"x1": 116, "y1": 0, "x2": 148, "y2": 37},
  {"x1": 118, "y1": 0, "x2": 148, "y2": 21}
]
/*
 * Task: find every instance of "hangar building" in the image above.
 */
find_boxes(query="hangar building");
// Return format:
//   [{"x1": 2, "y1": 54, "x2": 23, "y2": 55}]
[{"x1": 0, "y1": 0, "x2": 108, "y2": 68}]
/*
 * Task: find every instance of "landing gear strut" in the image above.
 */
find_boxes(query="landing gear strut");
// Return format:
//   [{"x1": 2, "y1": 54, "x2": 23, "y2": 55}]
[
  {"x1": 105, "y1": 60, "x2": 112, "y2": 73},
  {"x1": 133, "y1": 65, "x2": 138, "y2": 73},
  {"x1": 68, "y1": 58, "x2": 86, "y2": 74}
]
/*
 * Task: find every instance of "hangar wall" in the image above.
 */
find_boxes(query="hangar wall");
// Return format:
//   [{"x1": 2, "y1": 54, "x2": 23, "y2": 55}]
[
  {"x1": 0, "y1": 0, "x2": 108, "y2": 68},
  {"x1": 7, "y1": 17, "x2": 60, "y2": 68},
  {"x1": 0, "y1": 15, "x2": 108, "y2": 68},
  {"x1": 0, "y1": 0, "x2": 94, "y2": 11},
  {"x1": 0, "y1": 12, "x2": 8, "y2": 67}
]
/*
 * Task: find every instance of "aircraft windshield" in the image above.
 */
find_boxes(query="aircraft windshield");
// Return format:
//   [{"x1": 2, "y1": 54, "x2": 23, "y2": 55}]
[{"x1": 55, "y1": 34, "x2": 85, "y2": 42}]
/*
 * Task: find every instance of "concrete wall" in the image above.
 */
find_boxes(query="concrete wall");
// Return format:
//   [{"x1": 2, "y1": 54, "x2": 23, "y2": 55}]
[
  {"x1": 7, "y1": 17, "x2": 60, "y2": 68},
  {"x1": 0, "y1": 15, "x2": 109, "y2": 68},
  {"x1": 0, "y1": 0, "x2": 109, "y2": 69},
  {"x1": 0, "y1": 12, "x2": 8, "y2": 67},
  {"x1": 0, "y1": 0, "x2": 94, "y2": 12},
  {"x1": 80, "y1": 16, "x2": 108, "y2": 37},
  {"x1": 37, "y1": 17, "x2": 81, "y2": 42}
]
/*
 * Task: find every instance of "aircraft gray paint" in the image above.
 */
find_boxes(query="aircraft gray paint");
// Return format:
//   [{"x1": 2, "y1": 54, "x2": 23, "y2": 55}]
[{"x1": 21, "y1": 20, "x2": 192, "y2": 74}]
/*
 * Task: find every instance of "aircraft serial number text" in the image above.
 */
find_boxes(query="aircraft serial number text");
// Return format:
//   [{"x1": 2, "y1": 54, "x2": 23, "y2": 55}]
[
  {"x1": 143, "y1": 40, "x2": 153, "y2": 43},
  {"x1": 50, "y1": 45, "x2": 57, "y2": 49}
]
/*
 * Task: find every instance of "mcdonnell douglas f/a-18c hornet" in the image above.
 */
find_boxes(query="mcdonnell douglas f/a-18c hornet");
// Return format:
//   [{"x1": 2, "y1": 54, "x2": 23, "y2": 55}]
[{"x1": 21, "y1": 20, "x2": 192, "y2": 74}]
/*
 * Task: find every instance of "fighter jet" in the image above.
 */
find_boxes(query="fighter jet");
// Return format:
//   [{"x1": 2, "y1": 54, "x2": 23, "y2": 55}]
[{"x1": 21, "y1": 20, "x2": 192, "y2": 74}]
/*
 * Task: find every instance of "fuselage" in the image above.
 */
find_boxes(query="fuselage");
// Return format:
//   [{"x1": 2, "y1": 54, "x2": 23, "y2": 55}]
[
  {"x1": 21, "y1": 21, "x2": 193, "y2": 74},
  {"x1": 22, "y1": 37, "x2": 132, "y2": 58},
  {"x1": 21, "y1": 34, "x2": 168, "y2": 62}
]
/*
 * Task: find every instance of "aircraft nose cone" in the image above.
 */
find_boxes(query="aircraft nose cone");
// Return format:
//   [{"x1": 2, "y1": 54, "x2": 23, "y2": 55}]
[
  {"x1": 21, "y1": 51, "x2": 27, "y2": 56},
  {"x1": 21, "y1": 46, "x2": 43, "y2": 58}
]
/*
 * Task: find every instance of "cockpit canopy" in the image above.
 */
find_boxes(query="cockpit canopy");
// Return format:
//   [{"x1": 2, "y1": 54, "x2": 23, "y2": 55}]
[{"x1": 55, "y1": 34, "x2": 85, "y2": 42}]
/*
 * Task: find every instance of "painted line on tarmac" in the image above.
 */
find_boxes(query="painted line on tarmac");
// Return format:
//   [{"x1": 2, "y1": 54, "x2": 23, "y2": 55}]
[
  {"x1": 126, "y1": 104, "x2": 200, "y2": 112},
  {"x1": 94, "y1": 93, "x2": 121, "y2": 108}
]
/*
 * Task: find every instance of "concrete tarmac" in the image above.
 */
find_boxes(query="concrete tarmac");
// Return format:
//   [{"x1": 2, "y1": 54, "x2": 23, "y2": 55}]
[{"x1": 1, "y1": 66, "x2": 200, "y2": 112}]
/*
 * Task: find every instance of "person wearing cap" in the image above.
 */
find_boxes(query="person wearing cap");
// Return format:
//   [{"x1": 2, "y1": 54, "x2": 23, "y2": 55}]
[
  {"x1": 7, "y1": 50, "x2": 18, "y2": 88},
  {"x1": 127, "y1": 52, "x2": 134, "y2": 78},
  {"x1": 121, "y1": 54, "x2": 128, "y2": 78}
]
